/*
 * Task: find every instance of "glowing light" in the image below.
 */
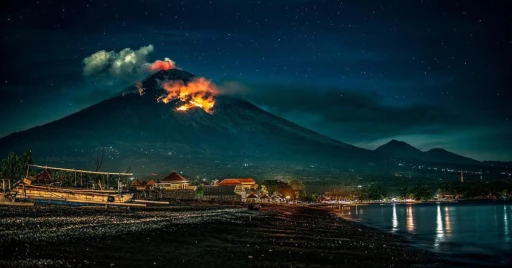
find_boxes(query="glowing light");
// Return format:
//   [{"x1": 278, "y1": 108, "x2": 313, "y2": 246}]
[
  {"x1": 434, "y1": 203, "x2": 444, "y2": 250},
  {"x1": 392, "y1": 203, "x2": 398, "y2": 232},
  {"x1": 444, "y1": 206, "x2": 452, "y2": 238},
  {"x1": 136, "y1": 82, "x2": 145, "y2": 96},
  {"x1": 157, "y1": 77, "x2": 217, "y2": 114},
  {"x1": 406, "y1": 204, "x2": 415, "y2": 233},
  {"x1": 149, "y1": 57, "x2": 175, "y2": 71},
  {"x1": 505, "y1": 205, "x2": 510, "y2": 243}
]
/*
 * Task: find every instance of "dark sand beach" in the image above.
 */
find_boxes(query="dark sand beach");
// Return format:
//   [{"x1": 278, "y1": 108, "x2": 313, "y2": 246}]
[{"x1": 0, "y1": 204, "x2": 450, "y2": 267}]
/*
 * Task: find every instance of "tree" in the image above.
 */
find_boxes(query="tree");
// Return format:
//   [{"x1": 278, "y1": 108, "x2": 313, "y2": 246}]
[
  {"x1": 0, "y1": 151, "x2": 34, "y2": 183},
  {"x1": 18, "y1": 150, "x2": 34, "y2": 177},
  {"x1": 289, "y1": 179, "x2": 306, "y2": 199},
  {"x1": 195, "y1": 185, "x2": 204, "y2": 198},
  {"x1": 259, "y1": 185, "x2": 268, "y2": 195},
  {"x1": 0, "y1": 152, "x2": 19, "y2": 182}
]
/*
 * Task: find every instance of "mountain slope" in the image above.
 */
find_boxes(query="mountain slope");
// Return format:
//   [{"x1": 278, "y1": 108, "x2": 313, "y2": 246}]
[
  {"x1": 375, "y1": 139, "x2": 481, "y2": 166},
  {"x1": 0, "y1": 69, "x2": 378, "y2": 177},
  {"x1": 375, "y1": 139, "x2": 423, "y2": 160},
  {"x1": 422, "y1": 148, "x2": 480, "y2": 166}
]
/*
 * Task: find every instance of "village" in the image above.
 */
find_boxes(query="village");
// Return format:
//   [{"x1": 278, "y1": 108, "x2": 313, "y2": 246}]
[
  {"x1": 0, "y1": 160, "x2": 304, "y2": 208},
  {"x1": 129, "y1": 171, "x2": 296, "y2": 204}
]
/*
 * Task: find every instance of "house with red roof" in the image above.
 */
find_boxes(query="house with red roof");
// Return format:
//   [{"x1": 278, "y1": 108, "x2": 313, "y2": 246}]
[
  {"x1": 131, "y1": 179, "x2": 147, "y2": 191},
  {"x1": 34, "y1": 169, "x2": 52, "y2": 185},
  {"x1": 145, "y1": 179, "x2": 157, "y2": 190},
  {"x1": 218, "y1": 178, "x2": 258, "y2": 192},
  {"x1": 156, "y1": 172, "x2": 195, "y2": 190}
]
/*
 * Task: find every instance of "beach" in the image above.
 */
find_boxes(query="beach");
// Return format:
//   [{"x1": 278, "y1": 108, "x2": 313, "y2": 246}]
[{"x1": 0, "y1": 204, "x2": 447, "y2": 267}]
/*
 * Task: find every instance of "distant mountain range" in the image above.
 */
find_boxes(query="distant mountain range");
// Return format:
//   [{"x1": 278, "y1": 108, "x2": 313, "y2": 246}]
[
  {"x1": 0, "y1": 69, "x2": 499, "y2": 179},
  {"x1": 375, "y1": 139, "x2": 481, "y2": 166}
]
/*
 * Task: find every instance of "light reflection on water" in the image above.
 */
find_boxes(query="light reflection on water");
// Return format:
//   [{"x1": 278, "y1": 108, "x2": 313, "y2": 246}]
[
  {"x1": 336, "y1": 202, "x2": 512, "y2": 265},
  {"x1": 392, "y1": 203, "x2": 398, "y2": 232},
  {"x1": 434, "y1": 203, "x2": 444, "y2": 250},
  {"x1": 406, "y1": 204, "x2": 414, "y2": 233},
  {"x1": 505, "y1": 205, "x2": 509, "y2": 244},
  {"x1": 444, "y1": 206, "x2": 452, "y2": 238}
]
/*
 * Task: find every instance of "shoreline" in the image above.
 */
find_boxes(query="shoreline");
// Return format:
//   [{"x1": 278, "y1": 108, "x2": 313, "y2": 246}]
[
  {"x1": 0, "y1": 204, "x2": 461, "y2": 267},
  {"x1": 319, "y1": 198, "x2": 512, "y2": 206}
]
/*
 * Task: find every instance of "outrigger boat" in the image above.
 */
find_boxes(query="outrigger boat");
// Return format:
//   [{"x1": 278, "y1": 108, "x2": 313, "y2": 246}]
[{"x1": 2, "y1": 164, "x2": 143, "y2": 207}]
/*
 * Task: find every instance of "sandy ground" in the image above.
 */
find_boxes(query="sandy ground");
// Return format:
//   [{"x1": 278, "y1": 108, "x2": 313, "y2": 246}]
[{"x1": 0, "y1": 204, "x2": 452, "y2": 267}]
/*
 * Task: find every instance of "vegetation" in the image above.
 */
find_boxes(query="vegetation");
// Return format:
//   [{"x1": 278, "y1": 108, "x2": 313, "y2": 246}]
[
  {"x1": 0, "y1": 151, "x2": 34, "y2": 183},
  {"x1": 195, "y1": 185, "x2": 204, "y2": 197}
]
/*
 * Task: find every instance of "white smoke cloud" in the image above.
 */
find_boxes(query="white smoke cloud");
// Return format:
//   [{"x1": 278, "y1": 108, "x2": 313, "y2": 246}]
[{"x1": 83, "y1": 44, "x2": 163, "y2": 76}]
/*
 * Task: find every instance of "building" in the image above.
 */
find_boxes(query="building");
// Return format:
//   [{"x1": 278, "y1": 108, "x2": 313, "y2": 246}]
[
  {"x1": 202, "y1": 185, "x2": 241, "y2": 201},
  {"x1": 155, "y1": 172, "x2": 195, "y2": 190},
  {"x1": 218, "y1": 178, "x2": 258, "y2": 193},
  {"x1": 259, "y1": 194, "x2": 270, "y2": 203},
  {"x1": 131, "y1": 179, "x2": 147, "y2": 191},
  {"x1": 34, "y1": 169, "x2": 52, "y2": 185},
  {"x1": 245, "y1": 193, "x2": 258, "y2": 203},
  {"x1": 145, "y1": 179, "x2": 157, "y2": 190}
]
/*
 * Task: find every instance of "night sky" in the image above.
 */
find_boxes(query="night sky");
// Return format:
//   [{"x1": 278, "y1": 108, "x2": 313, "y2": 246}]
[{"x1": 1, "y1": 0, "x2": 511, "y2": 161}]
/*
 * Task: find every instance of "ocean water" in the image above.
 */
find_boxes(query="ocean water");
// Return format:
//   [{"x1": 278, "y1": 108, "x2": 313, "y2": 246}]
[{"x1": 334, "y1": 202, "x2": 512, "y2": 266}]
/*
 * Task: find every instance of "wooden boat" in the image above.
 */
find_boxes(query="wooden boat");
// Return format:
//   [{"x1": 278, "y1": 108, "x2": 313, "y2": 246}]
[
  {"x1": 13, "y1": 183, "x2": 134, "y2": 205},
  {"x1": 3, "y1": 164, "x2": 144, "y2": 207}
]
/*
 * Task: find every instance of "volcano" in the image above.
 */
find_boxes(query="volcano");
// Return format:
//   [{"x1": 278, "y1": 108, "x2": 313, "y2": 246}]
[{"x1": 0, "y1": 69, "x2": 379, "y2": 178}]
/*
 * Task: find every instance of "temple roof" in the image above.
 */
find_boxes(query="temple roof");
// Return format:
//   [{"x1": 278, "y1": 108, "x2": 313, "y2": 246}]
[
  {"x1": 161, "y1": 172, "x2": 188, "y2": 183},
  {"x1": 218, "y1": 178, "x2": 255, "y2": 185}
]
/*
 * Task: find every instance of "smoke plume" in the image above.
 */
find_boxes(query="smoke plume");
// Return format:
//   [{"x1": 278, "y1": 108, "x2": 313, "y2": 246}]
[{"x1": 83, "y1": 44, "x2": 175, "y2": 77}]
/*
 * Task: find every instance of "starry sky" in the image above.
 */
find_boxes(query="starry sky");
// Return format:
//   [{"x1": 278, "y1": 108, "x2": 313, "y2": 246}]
[{"x1": 1, "y1": 0, "x2": 511, "y2": 161}]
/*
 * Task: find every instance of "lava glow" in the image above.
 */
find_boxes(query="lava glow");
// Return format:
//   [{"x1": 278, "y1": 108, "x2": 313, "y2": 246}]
[
  {"x1": 158, "y1": 77, "x2": 217, "y2": 113},
  {"x1": 136, "y1": 82, "x2": 145, "y2": 96},
  {"x1": 149, "y1": 57, "x2": 175, "y2": 71}
]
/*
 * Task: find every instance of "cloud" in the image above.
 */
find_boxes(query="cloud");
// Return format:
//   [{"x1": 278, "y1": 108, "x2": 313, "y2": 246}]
[{"x1": 82, "y1": 44, "x2": 175, "y2": 77}]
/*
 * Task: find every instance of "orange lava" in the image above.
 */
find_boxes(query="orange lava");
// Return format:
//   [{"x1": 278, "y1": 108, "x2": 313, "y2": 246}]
[{"x1": 158, "y1": 77, "x2": 217, "y2": 114}]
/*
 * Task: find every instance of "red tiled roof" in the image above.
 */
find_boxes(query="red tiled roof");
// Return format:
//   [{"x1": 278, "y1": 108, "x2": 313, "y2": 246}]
[
  {"x1": 35, "y1": 170, "x2": 52, "y2": 183},
  {"x1": 131, "y1": 179, "x2": 143, "y2": 187},
  {"x1": 237, "y1": 178, "x2": 255, "y2": 184},
  {"x1": 219, "y1": 178, "x2": 255, "y2": 185},
  {"x1": 218, "y1": 179, "x2": 242, "y2": 185},
  {"x1": 161, "y1": 172, "x2": 188, "y2": 183},
  {"x1": 146, "y1": 179, "x2": 156, "y2": 186}
]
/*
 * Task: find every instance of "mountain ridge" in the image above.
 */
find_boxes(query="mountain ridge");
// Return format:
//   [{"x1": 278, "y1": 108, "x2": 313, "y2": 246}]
[{"x1": 375, "y1": 140, "x2": 481, "y2": 165}]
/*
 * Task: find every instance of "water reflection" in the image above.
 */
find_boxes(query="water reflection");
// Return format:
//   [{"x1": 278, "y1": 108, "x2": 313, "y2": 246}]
[
  {"x1": 406, "y1": 204, "x2": 415, "y2": 233},
  {"x1": 392, "y1": 203, "x2": 398, "y2": 232},
  {"x1": 337, "y1": 202, "x2": 511, "y2": 264},
  {"x1": 505, "y1": 205, "x2": 509, "y2": 243},
  {"x1": 435, "y1": 203, "x2": 444, "y2": 249},
  {"x1": 444, "y1": 206, "x2": 452, "y2": 238},
  {"x1": 341, "y1": 205, "x2": 351, "y2": 216}
]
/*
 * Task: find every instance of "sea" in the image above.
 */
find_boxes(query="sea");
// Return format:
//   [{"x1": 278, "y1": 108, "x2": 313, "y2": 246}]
[{"x1": 334, "y1": 201, "x2": 512, "y2": 266}]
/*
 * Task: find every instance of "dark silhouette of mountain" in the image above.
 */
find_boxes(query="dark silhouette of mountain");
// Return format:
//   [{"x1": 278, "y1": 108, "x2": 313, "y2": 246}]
[
  {"x1": 375, "y1": 140, "x2": 481, "y2": 166},
  {"x1": 375, "y1": 139, "x2": 423, "y2": 160},
  {"x1": 0, "y1": 69, "x2": 378, "y2": 177},
  {"x1": 422, "y1": 148, "x2": 480, "y2": 165}
]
